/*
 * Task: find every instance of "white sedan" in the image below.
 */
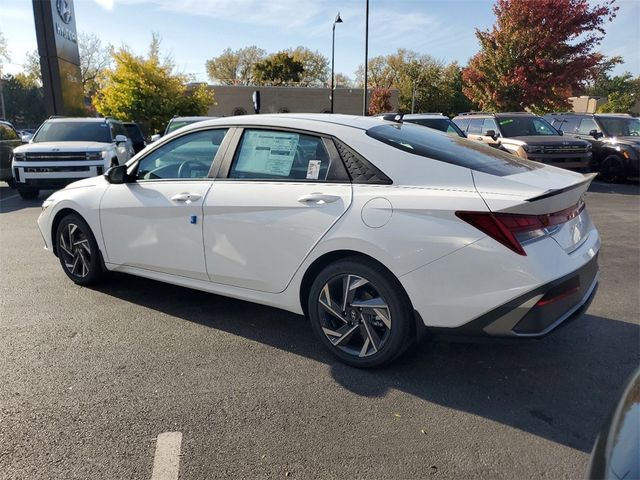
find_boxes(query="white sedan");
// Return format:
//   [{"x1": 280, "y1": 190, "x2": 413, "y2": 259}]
[{"x1": 37, "y1": 114, "x2": 600, "y2": 367}]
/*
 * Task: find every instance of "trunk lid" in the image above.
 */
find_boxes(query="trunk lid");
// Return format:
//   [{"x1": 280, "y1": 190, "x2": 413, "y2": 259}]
[{"x1": 471, "y1": 167, "x2": 597, "y2": 253}]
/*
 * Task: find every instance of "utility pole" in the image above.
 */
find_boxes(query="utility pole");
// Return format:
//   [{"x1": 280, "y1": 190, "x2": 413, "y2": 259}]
[
  {"x1": 330, "y1": 12, "x2": 343, "y2": 113},
  {"x1": 362, "y1": 0, "x2": 369, "y2": 116}
]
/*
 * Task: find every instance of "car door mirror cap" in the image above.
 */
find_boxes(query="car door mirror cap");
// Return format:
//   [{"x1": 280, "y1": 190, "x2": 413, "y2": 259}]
[
  {"x1": 115, "y1": 134, "x2": 128, "y2": 144},
  {"x1": 105, "y1": 164, "x2": 130, "y2": 184},
  {"x1": 150, "y1": 134, "x2": 161, "y2": 143},
  {"x1": 589, "y1": 129, "x2": 602, "y2": 139},
  {"x1": 485, "y1": 129, "x2": 497, "y2": 140}
]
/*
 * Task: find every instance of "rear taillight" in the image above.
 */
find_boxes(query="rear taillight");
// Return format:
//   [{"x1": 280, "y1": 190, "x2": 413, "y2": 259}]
[{"x1": 456, "y1": 202, "x2": 585, "y2": 256}]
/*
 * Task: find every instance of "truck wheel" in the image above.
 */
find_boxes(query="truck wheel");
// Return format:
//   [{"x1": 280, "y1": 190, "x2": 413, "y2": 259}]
[
  {"x1": 600, "y1": 155, "x2": 625, "y2": 183},
  {"x1": 17, "y1": 187, "x2": 40, "y2": 200}
]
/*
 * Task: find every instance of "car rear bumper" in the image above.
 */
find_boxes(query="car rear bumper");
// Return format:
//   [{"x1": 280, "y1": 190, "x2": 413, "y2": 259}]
[{"x1": 427, "y1": 255, "x2": 599, "y2": 338}]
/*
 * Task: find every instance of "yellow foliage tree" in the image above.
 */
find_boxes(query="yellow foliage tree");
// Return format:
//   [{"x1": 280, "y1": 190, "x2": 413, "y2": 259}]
[{"x1": 93, "y1": 36, "x2": 214, "y2": 134}]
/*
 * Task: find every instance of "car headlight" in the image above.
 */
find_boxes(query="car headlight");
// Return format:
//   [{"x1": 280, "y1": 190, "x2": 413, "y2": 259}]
[
  {"x1": 85, "y1": 151, "x2": 102, "y2": 161},
  {"x1": 13, "y1": 152, "x2": 26, "y2": 162},
  {"x1": 101, "y1": 149, "x2": 110, "y2": 160}
]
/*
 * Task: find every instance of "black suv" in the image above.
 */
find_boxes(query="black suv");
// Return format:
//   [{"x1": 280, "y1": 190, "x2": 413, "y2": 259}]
[
  {"x1": 453, "y1": 112, "x2": 592, "y2": 170},
  {"x1": 544, "y1": 113, "x2": 640, "y2": 182}
]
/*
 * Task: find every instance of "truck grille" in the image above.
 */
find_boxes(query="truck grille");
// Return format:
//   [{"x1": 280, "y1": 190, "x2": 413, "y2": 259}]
[
  {"x1": 541, "y1": 145, "x2": 589, "y2": 154},
  {"x1": 22, "y1": 152, "x2": 102, "y2": 161}
]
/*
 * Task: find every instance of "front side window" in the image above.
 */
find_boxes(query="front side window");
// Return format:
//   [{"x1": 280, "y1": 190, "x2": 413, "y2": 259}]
[
  {"x1": 33, "y1": 121, "x2": 112, "y2": 143},
  {"x1": 482, "y1": 118, "x2": 499, "y2": 135},
  {"x1": 366, "y1": 123, "x2": 540, "y2": 176},
  {"x1": 577, "y1": 118, "x2": 599, "y2": 135},
  {"x1": 454, "y1": 118, "x2": 470, "y2": 132},
  {"x1": 598, "y1": 117, "x2": 640, "y2": 137},
  {"x1": 229, "y1": 129, "x2": 332, "y2": 181},
  {"x1": 467, "y1": 118, "x2": 484, "y2": 134},
  {"x1": 553, "y1": 116, "x2": 580, "y2": 133},
  {"x1": 137, "y1": 129, "x2": 228, "y2": 180},
  {"x1": 497, "y1": 116, "x2": 559, "y2": 137}
]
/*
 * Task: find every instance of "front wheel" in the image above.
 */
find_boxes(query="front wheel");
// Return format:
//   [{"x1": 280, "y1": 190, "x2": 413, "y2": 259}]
[
  {"x1": 599, "y1": 155, "x2": 625, "y2": 183},
  {"x1": 307, "y1": 258, "x2": 415, "y2": 368},
  {"x1": 55, "y1": 214, "x2": 104, "y2": 286}
]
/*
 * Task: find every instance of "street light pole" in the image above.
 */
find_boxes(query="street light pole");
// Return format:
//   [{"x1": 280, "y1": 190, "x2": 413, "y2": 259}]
[
  {"x1": 330, "y1": 12, "x2": 343, "y2": 114},
  {"x1": 363, "y1": 0, "x2": 369, "y2": 116}
]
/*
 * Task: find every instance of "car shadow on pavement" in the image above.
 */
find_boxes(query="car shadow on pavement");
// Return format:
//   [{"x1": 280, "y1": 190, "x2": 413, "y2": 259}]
[
  {"x1": 0, "y1": 184, "x2": 50, "y2": 214},
  {"x1": 93, "y1": 273, "x2": 639, "y2": 454},
  {"x1": 589, "y1": 180, "x2": 640, "y2": 196}
]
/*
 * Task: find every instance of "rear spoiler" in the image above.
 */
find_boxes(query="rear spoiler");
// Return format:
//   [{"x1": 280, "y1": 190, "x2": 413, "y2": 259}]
[{"x1": 499, "y1": 173, "x2": 597, "y2": 215}]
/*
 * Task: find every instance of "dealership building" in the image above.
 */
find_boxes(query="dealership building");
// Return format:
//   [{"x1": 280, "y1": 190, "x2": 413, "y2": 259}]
[{"x1": 201, "y1": 85, "x2": 399, "y2": 117}]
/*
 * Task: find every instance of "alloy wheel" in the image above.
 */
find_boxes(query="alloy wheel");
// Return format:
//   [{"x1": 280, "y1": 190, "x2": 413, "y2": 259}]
[
  {"x1": 317, "y1": 274, "x2": 392, "y2": 358},
  {"x1": 59, "y1": 223, "x2": 92, "y2": 278}
]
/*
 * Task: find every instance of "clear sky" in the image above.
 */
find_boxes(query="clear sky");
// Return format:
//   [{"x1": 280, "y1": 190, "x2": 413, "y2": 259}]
[{"x1": 2, "y1": 0, "x2": 638, "y2": 82}]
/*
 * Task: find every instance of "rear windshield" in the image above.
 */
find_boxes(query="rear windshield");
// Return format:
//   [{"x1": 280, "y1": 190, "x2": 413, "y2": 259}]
[
  {"x1": 33, "y1": 121, "x2": 112, "y2": 143},
  {"x1": 407, "y1": 118, "x2": 465, "y2": 137},
  {"x1": 366, "y1": 123, "x2": 540, "y2": 176}
]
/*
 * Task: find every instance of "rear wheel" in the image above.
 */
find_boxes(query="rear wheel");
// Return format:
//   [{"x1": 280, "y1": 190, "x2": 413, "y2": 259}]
[
  {"x1": 600, "y1": 155, "x2": 625, "y2": 183},
  {"x1": 307, "y1": 258, "x2": 414, "y2": 368},
  {"x1": 55, "y1": 214, "x2": 104, "y2": 286},
  {"x1": 17, "y1": 186, "x2": 39, "y2": 199}
]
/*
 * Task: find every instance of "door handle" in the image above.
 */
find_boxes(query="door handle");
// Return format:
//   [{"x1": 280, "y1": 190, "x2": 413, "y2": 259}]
[
  {"x1": 297, "y1": 193, "x2": 341, "y2": 205},
  {"x1": 476, "y1": 136, "x2": 483, "y2": 140},
  {"x1": 171, "y1": 193, "x2": 202, "y2": 203}
]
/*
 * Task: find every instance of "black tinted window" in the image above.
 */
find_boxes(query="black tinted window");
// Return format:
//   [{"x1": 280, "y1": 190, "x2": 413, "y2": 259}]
[
  {"x1": 366, "y1": 123, "x2": 540, "y2": 176},
  {"x1": 33, "y1": 121, "x2": 112, "y2": 143},
  {"x1": 407, "y1": 119, "x2": 464, "y2": 137},
  {"x1": 497, "y1": 116, "x2": 559, "y2": 136}
]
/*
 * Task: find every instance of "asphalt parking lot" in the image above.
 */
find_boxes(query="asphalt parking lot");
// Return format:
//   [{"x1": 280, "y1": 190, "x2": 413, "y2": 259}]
[{"x1": 0, "y1": 180, "x2": 638, "y2": 480}]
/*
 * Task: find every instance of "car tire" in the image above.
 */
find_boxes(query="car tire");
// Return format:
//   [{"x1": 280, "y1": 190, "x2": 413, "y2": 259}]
[
  {"x1": 55, "y1": 213, "x2": 105, "y2": 286},
  {"x1": 307, "y1": 257, "x2": 415, "y2": 368},
  {"x1": 600, "y1": 155, "x2": 625, "y2": 183},
  {"x1": 17, "y1": 187, "x2": 39, "y2": 200}
]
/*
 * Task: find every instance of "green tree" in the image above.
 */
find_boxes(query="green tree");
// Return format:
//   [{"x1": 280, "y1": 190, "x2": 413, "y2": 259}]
[
  {"x1": 462, "y1": 0, "x2": 618, "y2": 113},
  {"x1": 286, "y1": 46, "x2": 329, "y2": 86},
  {"x1": 2, "y1": 73, "x2": 46, "y2": 127},
  {"x1": 0, "y1": 30, "x2": 9, "y2": 76},
  {"x1": 334, "y1": 73, "x2": 352, "y2": 88},
  {"x1": 23, "y1": 50, "x2": 42, "y2": 86},
  {"x1": 205, "y1": 46, "x2": 266, "y2": 85},
  {"x1": 93, "y1": 36, "x2": 215, "y2": 134},
  {"x1": 254, "y1": 51, "x2": 304, "y2": 86}
]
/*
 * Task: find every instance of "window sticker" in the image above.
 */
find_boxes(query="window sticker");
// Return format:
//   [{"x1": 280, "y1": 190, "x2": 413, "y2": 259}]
[
  {"x1": 235, "y1": 131, "x2": 299, "y2": 176},
  {"x1": 306, "y1": 160, "x2": 321, "y2": 180},
  {"x1": 499, "y1": 119, "x2": 514, "y2": 125}
]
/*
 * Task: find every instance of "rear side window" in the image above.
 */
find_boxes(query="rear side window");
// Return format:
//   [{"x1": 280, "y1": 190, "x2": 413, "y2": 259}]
[
  {"x1": 230, "y1": 129, "x2": 332, "y2": 181},
  {"x1": 366, "y1": 123, "x2": 540, "y2": 176}
]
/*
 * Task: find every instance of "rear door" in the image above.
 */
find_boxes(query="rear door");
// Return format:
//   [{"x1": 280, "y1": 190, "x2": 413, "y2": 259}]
[{"x1": 202, "y1": 128, "x2": 352, "y2": 293}]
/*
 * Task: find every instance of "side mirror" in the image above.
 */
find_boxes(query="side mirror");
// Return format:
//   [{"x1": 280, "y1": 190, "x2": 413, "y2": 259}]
[
  {"x1": 589, "y1": 129, "x2": 602, "y2": 139},
  {"x1": 105, "y1": 164, "x2": 129, "y2": 184},
  {"x1": 150, "y1": 134, "x2": 161, "y2": 143},
  {"x1": 115, "y1": 134, "x2": 127, "y2": 144},
  {"x1": 485, "y1": 129, "x2": 497, "y2": 140}
]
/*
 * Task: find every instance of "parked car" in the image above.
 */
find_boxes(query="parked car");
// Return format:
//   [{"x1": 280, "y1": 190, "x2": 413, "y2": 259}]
[
  {"x1": 37, "y1": 114, "x2": 600, "y2": 368},
  {"x1": 0, "y1": 120, "x2": 22, "y2": 187},
  {"x1": 544, "y1": 113, "x2": 640, "y2": 182},
  {"x1": 453, "y1": 112, "x2": 592, "y2": 170},
  {"x1": 17, "y1": 129, "x2": 36, "y2": 143},
  {"x1": 587, "y1": 368, "x2": 639, "y2": 479},
  {"x1": 378, "y1": 113, "x2": 467, "y2": 138},
  {"x1": 150, "y1": 116, "x2": 218, "y2": 143},
  {"x1": 12, "y1": 117, "x2": 135, "y2": 199},
  {"x1": 122, "y1": 122, "x2": 146, "y2": 154}
]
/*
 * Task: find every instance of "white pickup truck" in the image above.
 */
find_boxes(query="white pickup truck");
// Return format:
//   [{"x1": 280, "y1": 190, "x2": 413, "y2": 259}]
[{"x1": 12, "y1": 117, "x2": 134, "y2": 199}]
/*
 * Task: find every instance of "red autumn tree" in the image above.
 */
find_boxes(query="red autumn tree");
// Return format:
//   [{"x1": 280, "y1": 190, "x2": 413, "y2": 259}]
[
  {"x1": 368, "y1": 88, "x2": 393, "y2": 115},
  {"x1": 462, "y1": 0, "x2": 618, "y2": 113}
]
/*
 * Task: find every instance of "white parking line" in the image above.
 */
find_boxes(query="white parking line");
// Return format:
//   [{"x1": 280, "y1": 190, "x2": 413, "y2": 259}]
[
  {"x1": 151, "y1": 431, "x2": 182, "y2": 480},
  {"x1": 1, "y1": 194, "x2": 21, "y2": 202}
]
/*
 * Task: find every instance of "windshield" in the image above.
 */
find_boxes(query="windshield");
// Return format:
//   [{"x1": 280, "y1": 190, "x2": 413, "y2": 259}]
[
  {"x1": 366, "y1": 123, "x2": 540, "y2": 176},
  {"x1": 497, "y1": 116, "x2": 559, "y2": 137},
  {"x1": 407, "y1": 118, "x2": 465, "y2": 137},
  {"x1": 33, "y1": 121, "x2": 112, "y2": 143},
  {"x1": 598, "y1": 117, "x2": 640, "y2": 137}
]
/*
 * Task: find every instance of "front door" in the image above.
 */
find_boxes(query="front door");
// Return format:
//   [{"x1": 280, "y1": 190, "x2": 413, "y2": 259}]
[
  {"x1": 203, "y1": 128, "x2": 352, "y2": 293},
  {"x1": 100, "y1": 128, "x2": 229, "y2": 280}
]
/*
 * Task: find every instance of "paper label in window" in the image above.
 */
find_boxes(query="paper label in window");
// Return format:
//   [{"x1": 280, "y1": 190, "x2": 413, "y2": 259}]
[
  {"x1": 235, "y1": 131, "x2": 299, "y2": 176},
  {"x1": 306, "y1": 160, "x2": 321, "y2": 180}
]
